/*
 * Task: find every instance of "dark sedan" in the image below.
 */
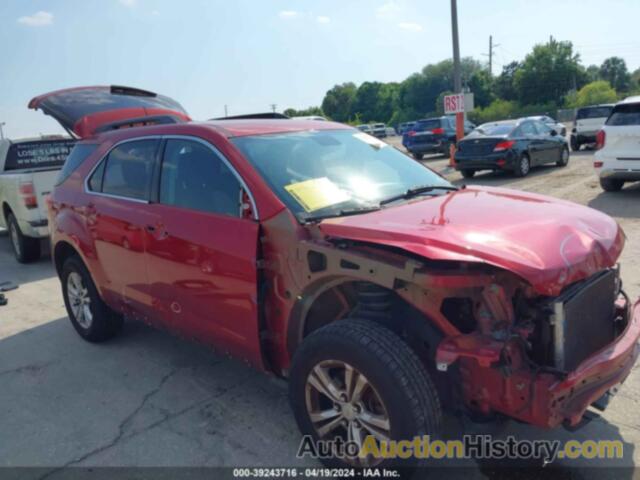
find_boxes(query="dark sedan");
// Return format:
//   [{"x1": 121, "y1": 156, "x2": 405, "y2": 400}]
[{"x1": 454, "y1": 118, "x2": 569, "y2": 178}]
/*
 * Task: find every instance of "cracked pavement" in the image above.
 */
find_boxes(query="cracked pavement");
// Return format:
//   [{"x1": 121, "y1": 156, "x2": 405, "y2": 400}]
[{"x1": 0, "y1": 145, "x2": 639, "y2": 477}]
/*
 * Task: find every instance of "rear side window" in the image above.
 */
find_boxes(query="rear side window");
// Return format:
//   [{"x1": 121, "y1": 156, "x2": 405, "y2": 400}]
[
  {"x1": 577, "y1": 106, "x2": 613, "y2": 120},
  {"x1": 4, "y1": 139, "x2": 76, "y2": 173},
  {"x1": 101, "y1": 140, "x2": 159, "y2": 200},
  {"x1": 159, "y1": 139, "x2": 241, "y2": 217},
  {"x1": 55, "y1": 144, "x2": 98, "y2": 186},
  {"x1": 606, "y1": 103, "x2": 640, "y2": 126}
]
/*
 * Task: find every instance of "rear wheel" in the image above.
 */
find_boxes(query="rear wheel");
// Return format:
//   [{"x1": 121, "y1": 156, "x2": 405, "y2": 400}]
[
  {"x1": 570, "y1": 136, "x2": 580, "y2": 151},
  {"x1": 460, "y1": 169, "x2": 476, "y2": 179},
  {"x1": 289, "y1": 319, "x2": 442, "y2": 468},
  {"x1": 412, "y1": 152, "x2": 423, "y2": 160},
  {"x1": 599, "y1": 178, "x2": 624, "y2": 192},
  {"x1": 61, "y1": 256, "x2": 123, "y2": 342},
  {"x1": 514, "y1": 153, "x2": 531, "y2": 177},
  {"x1": 557, "y1": 146, "x2": 570, "y2": 167},
  {"x1": 7, "y1": 212, "x2": 40, "y2": 263}
]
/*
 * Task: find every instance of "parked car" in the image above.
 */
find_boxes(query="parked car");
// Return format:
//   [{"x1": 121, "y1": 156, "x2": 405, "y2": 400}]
[
  {"x1": 454, "y1": 118, "x2": 569, "y2": 178},
  {"x1": 594, "y1": 96, "x2": 640, "y2": 191},
  {"x1": 356, "y1": 124, "x2": 372, "y2": 134},
  {"x1": 402, "y1": 116, "x2": 459, "y2": 159},
  {"x1": 525, "y1": 115, "x2": 566, "y2": 137},
  {"x1": 37, "y1": 85, "x2": 639, "y2": 469},
  {"x1": 370, "y1": 123, "x2": 387, "y2": 138},
  {"x1": 385, "y1": 126, "x2": 396, "y2": 137},
  {"x1": 571, "y1": 104, "x2": 614, "y2": 151},
  {"x1": 0, "y1": 135, "x2": 76, "y2": 262},
  {"x1": 398, "y1": 121, "x2": 416, "y2": 135}
]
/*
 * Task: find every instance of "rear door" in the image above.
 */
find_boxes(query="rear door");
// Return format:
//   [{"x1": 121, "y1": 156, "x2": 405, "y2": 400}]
[
  {"x1": 605, "y1": 102, "x2": 640, "y2": 161},
  {"x1": 29, "y1": 86, "x2": 190, "y2": 138},
  {"x1": 145, "y1": 137, "x2": 263, "y2": 368},
  {"x1": 84, "y1": 138, "x2": 161, "y2": 319},
  {"x1": 532, "y1": 121, "x2": 561, "y2": 163},
  {"x1": 516, "y1": 122, "x2": 544, "y2": 164}
]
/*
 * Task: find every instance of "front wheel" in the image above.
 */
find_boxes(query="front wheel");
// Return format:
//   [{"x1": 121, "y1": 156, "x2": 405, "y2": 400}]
[
  {"x1": 514, "y1": 153, "x2": 531, "y2": 177},
  {"x1": 289, "y1": 319, "x2": 442, "y2": 468},
  {"x1": 599, "y1": 178, "x2": 624, "y2": 192},
  {"x1": 460, "y1": 169, "x2": 476, "y2": 179},
  {"x1": 61, "y1": 256, "x2": 123, "y2": 342},
  {"x1": 570, "y1": 136, "x2": 580, "y2": 151},
  {"x1": 557, "y1": 146, "x2": 570, "y2": 167},
  {"x1": 412, "y1": 152, "x2": 424, "y2": 160},
  {"x1": 7, "y1": 212, "x2": 40, "y2": 263}
]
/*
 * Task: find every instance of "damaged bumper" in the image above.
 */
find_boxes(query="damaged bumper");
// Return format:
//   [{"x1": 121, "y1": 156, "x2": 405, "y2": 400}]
[{"x1": 435, "y1": 297, "x2": 640, "y2": 429}]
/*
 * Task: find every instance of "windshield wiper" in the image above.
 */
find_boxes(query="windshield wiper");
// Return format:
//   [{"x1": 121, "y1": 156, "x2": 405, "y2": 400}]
[
  {"x1": 300, "y1": 205, "x2": 381, "y2": 223},
  {"x1": 378, "y1": 184, "x2": 459, "y2": 206}
]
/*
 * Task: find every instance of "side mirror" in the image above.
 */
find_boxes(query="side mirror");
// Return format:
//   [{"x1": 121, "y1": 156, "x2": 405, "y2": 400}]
[{"x1": 550, "y1": 129, "x2": 558, "y2": 136}]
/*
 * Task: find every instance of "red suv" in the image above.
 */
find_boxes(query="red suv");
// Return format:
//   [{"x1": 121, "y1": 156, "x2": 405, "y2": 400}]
[{"x1": 36, "y1": 86, "x2": 639, "y2": 467}]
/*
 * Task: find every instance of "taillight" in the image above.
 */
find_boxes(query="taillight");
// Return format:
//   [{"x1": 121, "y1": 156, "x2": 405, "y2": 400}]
[
  {"x1": 596, "y1": 130, "x2": 606, "y2": 150},
  {"x1": 431, "y1": 128, "x2": 444, "y2": 135},
  {"x1": 19, "y1": 182, "x2": 38, "y2": 209},
  {"x1": 493, "y1": 140, "x2": 515, "y2": 152},
  {"x1": 594, "y1": 161, "x2": 603, "y2": 168},
  {"x1": 407, "y1": 131, "x2": 416, "y2": 136}
]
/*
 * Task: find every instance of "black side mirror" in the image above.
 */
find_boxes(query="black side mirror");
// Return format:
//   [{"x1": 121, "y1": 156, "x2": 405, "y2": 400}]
[{"x1": 550, "y1": 129, "x2": 558, "y2": 136}]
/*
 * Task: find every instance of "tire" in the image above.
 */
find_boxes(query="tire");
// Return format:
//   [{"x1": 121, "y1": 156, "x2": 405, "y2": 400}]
[
  {"x1": 599, "y1": 178, "x2": 624, "y2": 192},
  {"x1": 441, "y1": 143, "x2": 451, "y2": 158},
  {"x1": 556, "y1": 146, "x2": 570, "y2": 167},
  {"x1": 412, "y1": 152, "x2": 424, "y2": 160},
  {"x1": 61, "y1": 256, "x2": 123, "y2": 342},
  {"x1": 570, "y1": 136, "x2": 580, "y2": 151},
  {"x1": 460, "y1": 169, "x2": 476, "y2": 179},
  {"x1": 289, "y1": 318, "x2": 442, "y2": 468},
  {"x1": 6, "y1": 212, "x2": 40, "y2": 263},
  {"x1": 514, "y1": 153, "x2": 531, "y2": 177}
]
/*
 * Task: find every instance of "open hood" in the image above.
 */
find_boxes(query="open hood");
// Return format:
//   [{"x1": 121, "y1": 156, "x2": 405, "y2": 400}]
[
  {"x1": 318, "y1": 186, "x2": 624, "y2": 297},
  {"x1": 29, "y1": 85, "x2": 191, "y2": 138}
]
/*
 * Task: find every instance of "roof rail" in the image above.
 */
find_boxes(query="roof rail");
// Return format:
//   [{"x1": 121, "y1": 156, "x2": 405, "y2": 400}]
[
  {"x1": 210, "y1": 112, "x2": 290, "y2": 120},
  {"x1": 93, "y1": 114, "x2": 186, "y2": 134}
]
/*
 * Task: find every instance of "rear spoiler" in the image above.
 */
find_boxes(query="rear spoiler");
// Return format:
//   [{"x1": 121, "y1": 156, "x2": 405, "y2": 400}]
[
  {"x1": 210, "y1": 112, "x2": 290, "y2": 120},
  {"x1": 93, "y1": 114, "x2": 187, "y2": 134}
]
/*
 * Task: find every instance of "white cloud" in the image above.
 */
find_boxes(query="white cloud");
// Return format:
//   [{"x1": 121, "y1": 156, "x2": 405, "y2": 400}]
[
  {"x1": 278, "y1": 10, "x2": 298, "y2": 19},
  {"x1": 17, "y1": 11, "x2": 53, "y2": 27},
  {"x1": 316, "y1": 16, "x2": 330, "y2": 24},
  {"x1": 119, "y1": 0, "x2": 137, "y2": 7},
  {"x1": 376, "y1": 2, "x2": 401, "y2": 19},
  {"x1": 398, "y1": 22, "x2": 423, "y2": 32}
]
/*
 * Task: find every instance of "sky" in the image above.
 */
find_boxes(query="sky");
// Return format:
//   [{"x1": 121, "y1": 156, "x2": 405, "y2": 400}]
[{"x1": 1, "y1": 0, "x2": 639, "y2": 138}]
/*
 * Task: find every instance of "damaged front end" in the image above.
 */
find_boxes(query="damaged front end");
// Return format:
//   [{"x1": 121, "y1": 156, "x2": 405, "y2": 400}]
[{"x1": 436, "y1": 265, "x2": 640, "y2": 429}]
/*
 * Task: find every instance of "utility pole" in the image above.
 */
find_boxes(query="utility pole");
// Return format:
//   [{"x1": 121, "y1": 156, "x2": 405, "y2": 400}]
[
  {"x1": 450, "y1": 0, "x2": 464, "y2": 164},
  {"x1": 270, "y1": 104, "x2": 277, "y2": 113},
  {"x1": 487, "y1": 35, "x2": 500, "y2": 75},
  {"x1": 0, "y1": 122, "x2": 5, "y2": 140}
]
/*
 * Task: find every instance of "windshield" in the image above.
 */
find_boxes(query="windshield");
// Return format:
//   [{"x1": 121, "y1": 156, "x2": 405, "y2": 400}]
[
  {"x1": 232, "y1": 129, "x2": 452, "y2": 220},
  {"x1": 414, "y1": 119, "x2": 441, "y2": 131},
  {"x1": 577, "y1": 106, "x2": 613, "y2": 120},
  {"x1": 471, "y1": 123, "x2": 515, "y2": 136}
]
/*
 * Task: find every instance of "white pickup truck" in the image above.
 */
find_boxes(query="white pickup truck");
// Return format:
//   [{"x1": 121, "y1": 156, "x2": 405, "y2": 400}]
[{"x1": 0, "y1": 136, "x2": 75, "y2": 262}]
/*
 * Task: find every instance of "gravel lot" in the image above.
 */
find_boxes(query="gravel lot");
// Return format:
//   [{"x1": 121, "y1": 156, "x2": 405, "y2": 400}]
[{"x1": 1, "y1": 139, "x2": 639, "y2": 478}]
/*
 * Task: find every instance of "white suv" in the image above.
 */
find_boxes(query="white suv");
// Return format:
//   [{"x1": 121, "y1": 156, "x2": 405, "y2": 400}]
[
  {"x1": 594, "y1": 96, "x2": 640, "y2": 191},
  {"x1": 571, "y1": 104, "x2": 614, "y2": 151}
]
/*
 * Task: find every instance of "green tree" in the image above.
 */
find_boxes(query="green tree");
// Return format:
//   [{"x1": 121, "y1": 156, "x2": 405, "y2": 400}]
[
  {"x1": 374, "y1": 82, "x2": 400, "y2": 122},
  {"x1": 568, "y1": 81, "x2": 618, "y2": 107},
  {"x1": 467, "y1": 70, "x2": 494, "y2": 108},
  {"x1": 514, "y1": 40, "x2": 584, "y2": 105},
  {"x1": 352, "y1": 81, "x2": 383, "y2": 122},
  {"x1": 599, "y1": 57, "x2": 631, "y2": 92},
  {"x1": 585, "y1": 64, "x2": 601, "y2": 83},
  {"x1": 321, "y1": 82, "x2": 357, "y2": 122},
  {"x1": 283, "y1": 106, "x2": 324, "y2": 117},
  {"x1": 494, "y1": 61, "x2": 520, "y2": 101}
]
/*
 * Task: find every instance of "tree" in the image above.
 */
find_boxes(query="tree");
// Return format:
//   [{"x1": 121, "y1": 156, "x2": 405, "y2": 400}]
[
  {"x1": 467, "y1": 70, "x2": 494, "y2": 108},
  {"x1": 283, "y1": 106, "x2": 323, "y2": 117},
  {"x1": 374, "y1": 82, "x2": 400, "y2": 123},
  {"x1": 321, "y1": 82, "x2": 357, "y2": 122},
  {"x1": 514, "y1": 40, "x2": 583, "y2": 105},
  {"x1": 568, "y1": 81, "x2": 618, "y2": 108},
  {"x1": 352, "y1": 82, "x2": 383, "y2": 122},
  {"x1": 585, "y1": 64, "x2": 601, "y2": 83},
  {"x1": 599, "y1": 57, "x2": 631, "y2": 92},
  {"x1": 494, "y1": 61, "x2": 520, "y2": 101}
]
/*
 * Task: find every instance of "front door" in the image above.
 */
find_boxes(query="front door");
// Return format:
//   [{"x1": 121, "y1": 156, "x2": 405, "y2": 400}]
[{"x1": 145, "y1": 137, "x2": 262, "y2": 368}]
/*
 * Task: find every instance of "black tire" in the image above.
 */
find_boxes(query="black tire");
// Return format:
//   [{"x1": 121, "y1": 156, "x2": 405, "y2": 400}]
[
  {"x1": 514, "y1": 153, "x2": 531, "y2": 177},
  {"x1": 441, "y1": 143, "x2": 451, "y2": 158},
  {"x1": 6, "y1": 212, "x2": 40, "y2": 263},
  {"x1": 570, "y1": 136, "x2": 580, "y2": 151},
  {"x1": 412, "y1": 152, "x2": 424, "y2": 160},
  {"x1": 460, "y1": 169, "x2": 476, "y2": 179},
  {"x1": 599, "y1": 178, "x2": 624, "y2": 192},
  {"x1": 61, "y1": 256, "x2": 123, "y2": 342},
  {"x1": 289, "y1": 318, "x2": 442, "y2": 468},
  {"x1": 557, "y1": 146, "x2": 570, "y2": 167}
]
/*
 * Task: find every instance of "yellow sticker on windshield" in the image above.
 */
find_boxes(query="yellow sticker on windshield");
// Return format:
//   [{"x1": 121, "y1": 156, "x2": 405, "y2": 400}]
[{"x1": 285, "y1": 177, "x2": 351, "y2": 212}]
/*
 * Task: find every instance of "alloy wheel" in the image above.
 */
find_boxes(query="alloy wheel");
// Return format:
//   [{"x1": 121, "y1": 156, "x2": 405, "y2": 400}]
[
  {"x1": 67, "y1": 272, "x2": 93, "y2": 329},
  {"x1": 305, "y1": 360, "x2": 391, "y2": 466},
  {"x1": 520, "y1": 156, "x2": 530, "y2": 175}
]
